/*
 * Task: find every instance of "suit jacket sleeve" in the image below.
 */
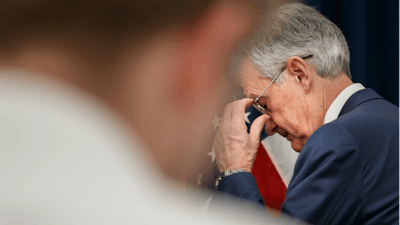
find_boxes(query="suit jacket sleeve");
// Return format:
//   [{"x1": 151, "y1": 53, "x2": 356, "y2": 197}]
[{"x1": 216, "y1": 172, "x2": 265, "y2": 206}]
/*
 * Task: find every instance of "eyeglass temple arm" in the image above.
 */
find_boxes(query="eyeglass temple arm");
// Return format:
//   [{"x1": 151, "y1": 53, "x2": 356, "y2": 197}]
[{"x1": 254, "y1": 73, "x2": 280, "y2": 102}]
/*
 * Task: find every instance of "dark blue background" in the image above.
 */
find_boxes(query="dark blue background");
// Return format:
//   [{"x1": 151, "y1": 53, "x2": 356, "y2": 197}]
[{"x1": 304, "y1": 0, "x2": 399, "y2": 106}]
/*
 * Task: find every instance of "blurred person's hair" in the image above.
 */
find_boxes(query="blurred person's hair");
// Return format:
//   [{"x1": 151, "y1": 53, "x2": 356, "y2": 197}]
[
  {"x1": 242, "y1": 3, "x2": 351, "y2": 84},
  {"x1": 0, "y1": 0, "x2": 213, "y2": 52}
]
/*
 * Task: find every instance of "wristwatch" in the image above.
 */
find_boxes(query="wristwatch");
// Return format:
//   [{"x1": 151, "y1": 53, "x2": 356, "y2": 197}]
[{"x1": 214, "y1": 169, "x2": 251, "y2": 189}]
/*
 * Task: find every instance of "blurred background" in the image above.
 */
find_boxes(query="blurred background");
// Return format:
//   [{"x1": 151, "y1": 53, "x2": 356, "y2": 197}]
[{"x1": 304, "y1": 0, "x2": 399, "y2": 107}]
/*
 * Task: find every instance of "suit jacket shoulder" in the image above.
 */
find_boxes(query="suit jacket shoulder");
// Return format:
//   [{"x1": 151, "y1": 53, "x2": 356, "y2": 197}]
[
  {"x1": 282, "y1": 123, "x2": 363, "y2": 224},
  {"x1": 282, "y1": 89, "x2": 399, "y2": 225}
]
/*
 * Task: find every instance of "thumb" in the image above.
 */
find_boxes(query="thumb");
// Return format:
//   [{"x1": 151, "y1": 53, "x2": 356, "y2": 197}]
[{"x1": 249, "y1": 114, "x2": 268, "y2": 145}]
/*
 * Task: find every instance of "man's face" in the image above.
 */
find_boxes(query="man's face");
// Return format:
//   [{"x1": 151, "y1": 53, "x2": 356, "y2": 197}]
[{"x1": 241, "y1": 57, "x2": 318, "y2": 151}]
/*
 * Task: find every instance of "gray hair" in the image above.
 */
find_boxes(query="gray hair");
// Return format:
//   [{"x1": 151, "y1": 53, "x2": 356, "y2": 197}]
[{"x1": 242, "y1": 3, "x2": 351, "y2": 84}]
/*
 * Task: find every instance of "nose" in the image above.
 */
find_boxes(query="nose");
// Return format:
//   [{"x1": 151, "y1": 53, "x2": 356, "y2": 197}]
[
  {"x1": 264, "y1": 115, "x2": 277, "y2": 136},
  {"x1": 276, "y1": 127, "x2": 288, "y2": 137}
]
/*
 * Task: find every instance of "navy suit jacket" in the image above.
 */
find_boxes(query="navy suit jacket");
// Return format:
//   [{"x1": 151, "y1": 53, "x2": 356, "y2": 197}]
[{"x1": 217, "y1": 89, "x2": 399, "y2": 225}]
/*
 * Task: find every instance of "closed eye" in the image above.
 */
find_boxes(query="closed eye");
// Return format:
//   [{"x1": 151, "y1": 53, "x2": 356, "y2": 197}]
[
  {"x1": 259, "y1": 101, "x2": 267, "y2": 109},
  {"x1": 261, "y1": 103, "x2": 271, "y2": 114}
]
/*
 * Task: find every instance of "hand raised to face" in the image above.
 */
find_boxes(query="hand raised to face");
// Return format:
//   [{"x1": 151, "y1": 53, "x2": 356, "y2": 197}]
[{"x1": 213, "y1": 98, "x2": 269, "y2": 172}]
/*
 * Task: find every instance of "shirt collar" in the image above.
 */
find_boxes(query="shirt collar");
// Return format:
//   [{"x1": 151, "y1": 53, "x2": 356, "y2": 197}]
[{"x1": 323, "y1": 83, "x2": 365, "y2": 124}]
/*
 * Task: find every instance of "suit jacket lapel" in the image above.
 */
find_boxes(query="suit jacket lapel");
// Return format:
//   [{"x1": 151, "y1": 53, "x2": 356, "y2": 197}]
[{"x1": 338, "y1": 88, "x2": 384, "y2": 117}]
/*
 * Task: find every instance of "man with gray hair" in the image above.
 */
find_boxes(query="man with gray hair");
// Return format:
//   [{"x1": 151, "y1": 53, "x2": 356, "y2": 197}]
[{"x1": 213, "y1": 3, "x2": 399, "y2": 224}]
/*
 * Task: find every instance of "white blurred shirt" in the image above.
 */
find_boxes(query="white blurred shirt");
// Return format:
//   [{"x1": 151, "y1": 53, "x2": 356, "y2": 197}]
[{"x1": 0, "y1": 71, "x2": 210, "y2": 224}]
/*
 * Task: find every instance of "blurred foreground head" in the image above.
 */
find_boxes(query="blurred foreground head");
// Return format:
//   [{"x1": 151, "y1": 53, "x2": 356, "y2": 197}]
[{"x1": 0, "y1": 0, "x2": 257, "y2": 180}]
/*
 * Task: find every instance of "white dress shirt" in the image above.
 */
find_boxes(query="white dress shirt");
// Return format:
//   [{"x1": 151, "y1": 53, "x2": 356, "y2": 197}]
[{"x1": 323, "y1": 83, "x2": 365, "y2": 124}]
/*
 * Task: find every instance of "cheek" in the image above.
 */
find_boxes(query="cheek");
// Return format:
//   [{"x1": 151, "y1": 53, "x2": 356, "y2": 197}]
[{"x1": 271, "y1": 112, "x2": 293, "y2": 131}]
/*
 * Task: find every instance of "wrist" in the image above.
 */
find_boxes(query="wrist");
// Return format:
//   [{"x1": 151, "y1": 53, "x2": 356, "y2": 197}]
[
  {"x1": 219, "y1": 165, "x2": 252, "y2": 173},
  {"x1": 214, "y1": 169, "x2": 251, "y2": 189}
]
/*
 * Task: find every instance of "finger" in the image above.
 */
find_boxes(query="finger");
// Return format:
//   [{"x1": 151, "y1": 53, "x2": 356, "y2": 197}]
[
  {"x1": 231, "y1": 98, "x2": 253, "y2": 125},
  {"x1": 249, "y1": 114, "x2": 268, "y2": 144},
  {"x1": 264, "y1": 115, "x2": 277, "y2": 136}
]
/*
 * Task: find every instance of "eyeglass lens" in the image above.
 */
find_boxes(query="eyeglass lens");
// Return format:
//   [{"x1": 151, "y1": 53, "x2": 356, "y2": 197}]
[{"x1": 253, "y1": 101, "x2": 267, "y2": 114}]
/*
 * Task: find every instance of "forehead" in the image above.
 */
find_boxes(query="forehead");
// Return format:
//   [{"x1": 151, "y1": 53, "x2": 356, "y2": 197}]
[{"x1": 240, "y1": 56, "x2": 270, "y2": 98}]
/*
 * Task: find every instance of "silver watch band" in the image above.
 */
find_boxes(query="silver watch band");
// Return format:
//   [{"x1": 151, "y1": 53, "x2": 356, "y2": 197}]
[{"x1": 214, "y1": 169, "x2": 251, "y2": 189}]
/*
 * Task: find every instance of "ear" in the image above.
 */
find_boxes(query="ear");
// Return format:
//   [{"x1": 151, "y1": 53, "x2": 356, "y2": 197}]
[
  {"x1": 285, "y1": 56, "x2": 313, "y2": 93},
  {"x1": 166, "y1": 0, "x2": 257, "y2": 113}
]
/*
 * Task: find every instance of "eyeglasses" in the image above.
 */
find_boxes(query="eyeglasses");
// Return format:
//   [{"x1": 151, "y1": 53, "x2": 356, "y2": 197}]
[{"x1": 252, "y1": 53, "x2": 314, "y2": 114}]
